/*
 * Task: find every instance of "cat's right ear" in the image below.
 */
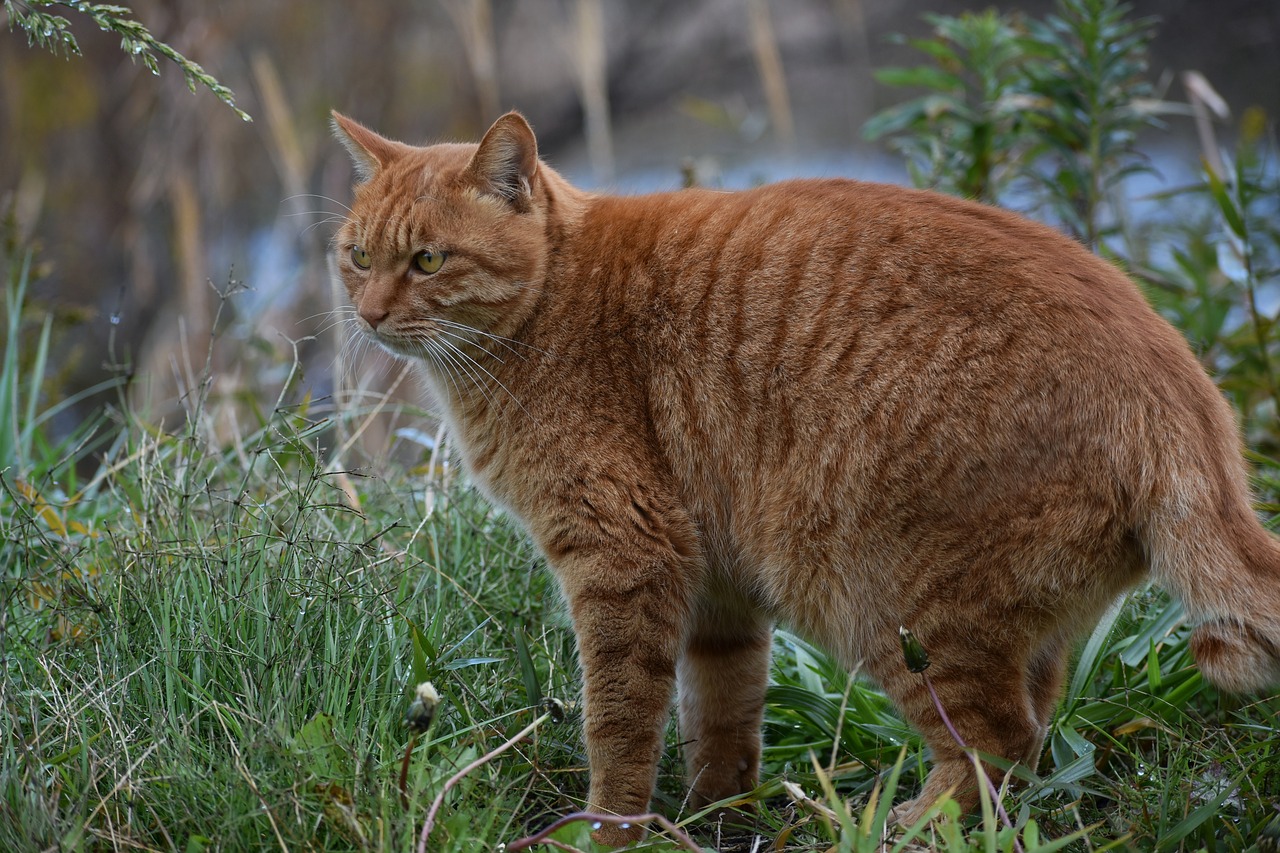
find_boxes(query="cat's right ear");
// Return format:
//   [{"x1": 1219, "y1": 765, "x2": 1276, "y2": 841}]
[
  {"x1": 465, "y1": 111, "x2": 539, "y2": 210},
  {"x1": 331, "y1": 111, "x2": 405, "y2": 181}
]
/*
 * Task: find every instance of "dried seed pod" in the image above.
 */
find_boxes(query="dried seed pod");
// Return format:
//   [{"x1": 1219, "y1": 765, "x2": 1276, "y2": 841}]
[
  {"x1": 405, "y1": 681, "x2": 440, "y2": 733},
  {"x1": 899, "y1": 626, "x2": 931, "y2": 674}
]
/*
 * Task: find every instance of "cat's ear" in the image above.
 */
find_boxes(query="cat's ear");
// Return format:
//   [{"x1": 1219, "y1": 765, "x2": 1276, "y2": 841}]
[
  {"x1": 465, "y1": 111, "x2": 539, "y2": 209},
  {"x1": 331, "y1": 111, "x2": 406, "y2": 181}
]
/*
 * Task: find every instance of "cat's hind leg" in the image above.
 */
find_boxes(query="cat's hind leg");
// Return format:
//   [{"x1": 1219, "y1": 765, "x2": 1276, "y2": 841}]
[
  {"x1": 677, "y1": 604, "x2": 772, "y2": 812},
  {"x1": 1024, "y1": 637, "x2": 1070, "y2": 769},
  {"x1": 873, "y1": 631, "x2": 1044, "y2": 826}
]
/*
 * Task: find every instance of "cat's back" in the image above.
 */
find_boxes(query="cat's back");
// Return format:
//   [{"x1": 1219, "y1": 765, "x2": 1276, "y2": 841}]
[
  {"x1": 561, "y1": 177, "x2": 1188, "y2": 387},
  {"x1": 545, "y1": 177, "x2": 1229, "y2": 560},
  {"x1": 571, "y1": 179, "x2": 1147, "y2": 326}
]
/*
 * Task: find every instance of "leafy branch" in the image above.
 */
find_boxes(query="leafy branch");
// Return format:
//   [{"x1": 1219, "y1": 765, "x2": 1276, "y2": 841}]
[
  {"x1": 865, "y1": 0, "x2": 1164, "y2": 245},
  {"x1": 3, "y1": 0, "x2": 251, "y2": 121}
]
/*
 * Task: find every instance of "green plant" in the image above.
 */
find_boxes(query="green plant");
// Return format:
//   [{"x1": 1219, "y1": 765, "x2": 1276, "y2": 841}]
[
  {"x1": 1140, "y1": 110, "x2": 1280, "y2": 450},
  {"x1": 865, "y1": 0, "x2": 1165, "y2": 247},
  {"x1": 0, "y1": 238, "x2": 116, "y2": 484},
  {"x1": 1020, "y1": 0, "x2": 1163, "y2": 247},
  {"x1": 3, "y1": 0, "x2": 250, "y2": 121},
  {"x1": 863, "y1": 9, "x2": 1033, "y2": 204},
  {"x1": 0, "y1": 390, "x2": 567, "y2": 851}
]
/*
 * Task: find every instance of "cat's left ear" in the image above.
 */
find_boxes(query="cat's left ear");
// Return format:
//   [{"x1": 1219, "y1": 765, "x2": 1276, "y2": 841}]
[{"x1": 465, "y1": 112, "x2": 539, "y2": 210}]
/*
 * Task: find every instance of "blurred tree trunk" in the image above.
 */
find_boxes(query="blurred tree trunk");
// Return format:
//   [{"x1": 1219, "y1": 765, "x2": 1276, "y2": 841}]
[
  {"x1": 746, "y1": 0, "x2": 794, "y2": 150},
  {"x1": 573, "y1": 0, "x2": 613, "y2": 184},
  {"x1": 442, "y1": 0, "x2": 501, "y2": 123},
  {"x1": 833, "y1": 0, "x2": 875, "y2": 124}
]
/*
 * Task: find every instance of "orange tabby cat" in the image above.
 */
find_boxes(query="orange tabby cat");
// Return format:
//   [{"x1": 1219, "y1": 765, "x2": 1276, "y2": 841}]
[{"x1": 331, "y1": 111, "x2": 1280, "y2": 845}]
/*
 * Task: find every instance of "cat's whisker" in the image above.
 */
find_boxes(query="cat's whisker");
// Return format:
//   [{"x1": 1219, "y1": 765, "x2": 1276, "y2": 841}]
[
  {"x1": 434, "y1": 327, "x2": 506, "y2": 365},
  {"x1": 284, "y1": 210, "x2": 349, "y2": 221},
  {"x1": 423, "y1": 336, "x2": 491, "y2": 412},
  {"x1": 283, "y1": 193, "x2": 355, "y2": 216},
  {"x1": 317, "y1": 309, "x2": 363, "y2": 337},
  {"x1": 301, "y1": 217, "x2": 352, "y2": 239},
  {"x1": 303, "y1": 306, "x2": 358, "y2": 328},
  {"x1": 342, "y1": 329, "x2": 384, "y2": 382},
  {"x1": 433, "y1": 338, "x2": 504, "y2": 413},
  {"x1": 426, "y1": 343, "x2": 474, "y2": 411},
  {"x1": 434, "y1": 318, "x2": 547, "y2": 360},
  {"x1": 431, "y1": 334, "x2": 514, "y2": 417},
  {"x1": 435, "y1": 336, "x2": 531, "y2": 419},
  {"x1": 316, "y1": 317, "x2": 354, "y2": 336},
  {"x1": 312, "y1": 311, "x2": 359, "y2": 328}
]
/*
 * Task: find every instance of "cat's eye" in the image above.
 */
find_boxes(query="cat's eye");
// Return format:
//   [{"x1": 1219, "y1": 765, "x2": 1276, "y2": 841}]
[
  {"x1": 350, "y1": 246, "x2": 371, "y2": 269},
  {"x1": 414, "y1": 250, "x2": 446, "y2": 275}
]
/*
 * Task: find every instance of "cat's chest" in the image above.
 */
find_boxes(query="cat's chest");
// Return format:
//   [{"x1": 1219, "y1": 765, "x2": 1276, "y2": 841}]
[{"x1": 442, "y1": 411, "x2": 509, "y2": 497}]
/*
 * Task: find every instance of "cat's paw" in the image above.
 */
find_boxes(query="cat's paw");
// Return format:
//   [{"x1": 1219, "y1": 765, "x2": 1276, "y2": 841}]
[
  {"x1": 886, "y1": 794, "x2": 947, "y2": 828},
  {"x1": 589, "y1": 821, "x2": 645, "y2": 848}
]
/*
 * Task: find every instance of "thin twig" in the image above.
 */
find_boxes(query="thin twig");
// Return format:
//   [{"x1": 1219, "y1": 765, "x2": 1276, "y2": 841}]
[
  {"x1": 416, "y1": 713, "x2": 549, "y2": 853},
  {"x1": 506, "y1": 811, "x2": 703, "y2": 852}
]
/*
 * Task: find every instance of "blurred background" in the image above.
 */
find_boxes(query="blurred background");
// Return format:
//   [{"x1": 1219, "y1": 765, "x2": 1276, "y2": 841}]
[{"x1": 2, "y1": 0, "x2": 1278, "y2": 460}]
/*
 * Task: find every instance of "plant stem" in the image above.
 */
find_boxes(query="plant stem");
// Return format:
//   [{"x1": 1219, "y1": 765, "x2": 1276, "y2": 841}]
[
  {"x1": 416, "y1": 713, "x2": 548, "y2": 853},
  {"x1": 399, "y1": 734, "x2": 416, "y2": 809},
  {"x1": 923, "y1": 672, "x2": 1023, "y2": 852},
  {"x1": 1241, "y1": 240, "x2": 1280, "y2": 416}
]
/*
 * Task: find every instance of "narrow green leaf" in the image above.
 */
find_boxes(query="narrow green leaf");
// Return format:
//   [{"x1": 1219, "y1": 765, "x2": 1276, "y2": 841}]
[
  {"x1": 1119, "y1": 597, "x2": 1183, "y2": 667},
  {"x1": 1205, "y1": 165, "x2": 1247, "y2": 239},
  {"x1": 183, "y1": 836, "x2": 212, "y2": 853},
  {"x1": 512, "y1": 626, "x2": 543, "y2": 708},
  {"x1": 441, "y1": 655, "x2": 503, "y2": 670},
  {"x1": 873, "y1": 66, "x2": 963, "y2": 92},
  {"x1": 1065, "y1": 597, "x2": 1126, "y2": 710},
  {"x1": 407, "y1": 618, "x2": 433, "y2": 685}
]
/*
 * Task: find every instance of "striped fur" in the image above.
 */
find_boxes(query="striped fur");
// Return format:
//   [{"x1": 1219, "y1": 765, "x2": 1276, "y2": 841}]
[{"x1": 332, "y1": 111, "x2": 1280, "y2": 845}]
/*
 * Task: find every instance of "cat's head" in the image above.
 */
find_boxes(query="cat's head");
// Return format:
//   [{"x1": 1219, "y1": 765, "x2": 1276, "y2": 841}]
[{"x1": 331, "y1": 111, "x2": 551, "y2": 360}]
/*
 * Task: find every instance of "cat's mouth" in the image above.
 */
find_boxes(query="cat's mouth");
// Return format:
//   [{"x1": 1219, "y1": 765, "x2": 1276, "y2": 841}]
[{"x1": 361, "y1": 324, "x2": 428, "y2": 359}]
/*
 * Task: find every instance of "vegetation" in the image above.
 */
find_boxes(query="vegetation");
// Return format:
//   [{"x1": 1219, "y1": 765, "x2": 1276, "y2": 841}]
[
  {"x1": 3, "y1": 0, "x2": 250, "y2": 120},
  {"x1": 3, "y1": 0, "x2": 1279, "y2": 850}
]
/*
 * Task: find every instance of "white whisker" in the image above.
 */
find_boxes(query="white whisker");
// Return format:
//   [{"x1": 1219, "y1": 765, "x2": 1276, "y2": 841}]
[
  {"x1": 435, "y1": 327, "x2": 506, "y2": 365},
  {"x1": 283, "y1": 193, "x2": 355, "y2": 216},
  {"x1": 424, "y1": 336, "x2": 495, "y2": 411},
  {"x1": 435, "y1": 318, "x2": 551, "y2": 358},
  {"x1": 302, "y1": 218, "x2": 352, "y2": 238},
  {"x1": 436, "y1": 335, "x2": 531, "y2": 419}
]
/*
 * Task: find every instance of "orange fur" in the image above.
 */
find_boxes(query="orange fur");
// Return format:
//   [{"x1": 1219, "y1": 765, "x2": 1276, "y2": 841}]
[{"x1": 331, "y1": 111, "x2": 1280, "y2": 845}]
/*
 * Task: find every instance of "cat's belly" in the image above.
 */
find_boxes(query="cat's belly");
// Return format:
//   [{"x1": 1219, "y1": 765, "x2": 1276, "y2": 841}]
[{"x1": 690, "y1": 504, "x2": 893, "y2": 666}]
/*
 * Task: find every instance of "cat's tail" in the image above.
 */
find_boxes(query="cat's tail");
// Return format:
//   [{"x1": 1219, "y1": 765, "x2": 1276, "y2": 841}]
[{"x1": 1144, "y1": 474, "x2": 1280, "y2": 693}]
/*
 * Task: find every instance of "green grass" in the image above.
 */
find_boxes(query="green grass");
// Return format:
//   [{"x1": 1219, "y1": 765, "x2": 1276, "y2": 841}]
[
  {"x1": 1, "y1": 390, "x2": 585, "y2": 851},
  {"x1": 4, "y1": 0, "x2": 1280, "y2": 845},
  {"x1": 3, "y1": 302, "x2": 1279, "y2": 851}
]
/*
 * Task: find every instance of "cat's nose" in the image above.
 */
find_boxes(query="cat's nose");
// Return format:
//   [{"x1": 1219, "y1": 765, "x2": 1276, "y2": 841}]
[{"x1": 360, "y1": 303, "x2": 389, "y2": 329}]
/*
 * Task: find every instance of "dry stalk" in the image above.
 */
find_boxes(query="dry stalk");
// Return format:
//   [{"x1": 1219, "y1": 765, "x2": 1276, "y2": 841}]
[
  {"x1": 746, "y1": 0, "x2": 795, "y2": 149},
  {"x1": 571, "y1": 0, "x2": 613, "y2": 183}
]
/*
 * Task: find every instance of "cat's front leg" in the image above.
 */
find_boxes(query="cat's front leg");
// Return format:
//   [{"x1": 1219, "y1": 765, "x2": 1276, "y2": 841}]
[{"x1": 556, "y1": 546, "x2": 697, "y2": 847}]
